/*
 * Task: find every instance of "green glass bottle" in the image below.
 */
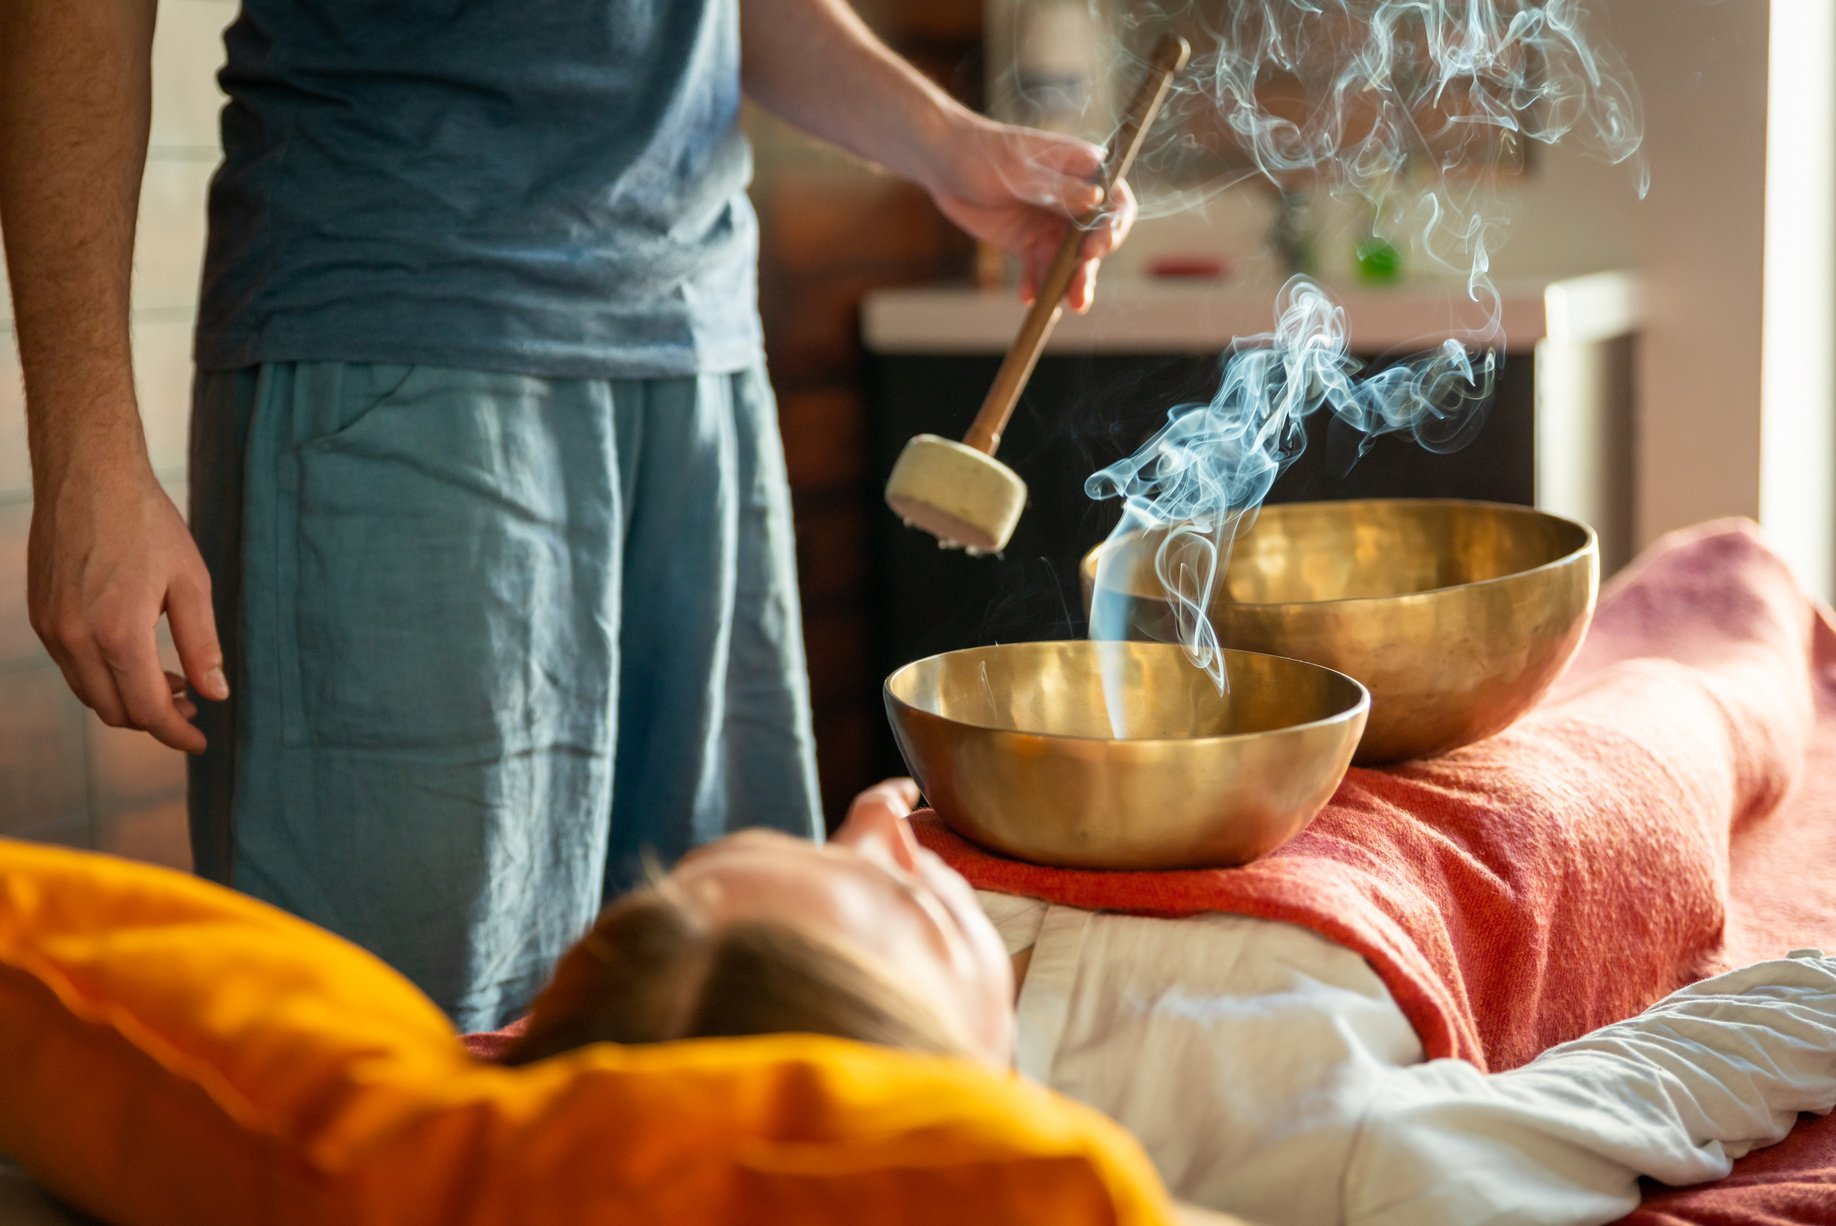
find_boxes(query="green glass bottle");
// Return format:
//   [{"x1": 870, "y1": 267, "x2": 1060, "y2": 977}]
[{"x1": 1355, "y1": 235, "x2": 1402, "y2": 283}]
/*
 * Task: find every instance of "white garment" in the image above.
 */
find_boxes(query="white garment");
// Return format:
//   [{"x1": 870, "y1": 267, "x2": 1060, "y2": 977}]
[{"x1": 979, "y1": 892, "x2": 1836, "y2": 1226}]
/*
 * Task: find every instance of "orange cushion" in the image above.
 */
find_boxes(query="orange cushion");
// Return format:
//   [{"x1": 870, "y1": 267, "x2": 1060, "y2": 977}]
[{"x1": 0, "y1": 839, "x2": 1174, "y2": 1226}]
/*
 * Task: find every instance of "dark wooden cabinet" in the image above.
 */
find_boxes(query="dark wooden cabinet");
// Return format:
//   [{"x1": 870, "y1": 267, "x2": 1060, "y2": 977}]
[{"x1": 866, "y1": 347, "x2": 1536, "y2": 667}]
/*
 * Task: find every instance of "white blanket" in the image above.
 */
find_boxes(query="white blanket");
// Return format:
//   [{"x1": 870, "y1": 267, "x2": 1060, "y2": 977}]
[{"x1": 981, "y1": 892, "x2": 1836, "y2": 1226}]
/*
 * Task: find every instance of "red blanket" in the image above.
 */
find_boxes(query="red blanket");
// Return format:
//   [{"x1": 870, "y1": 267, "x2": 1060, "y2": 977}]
[{"x1": 913, "y1": 520, "x2": 1836, "y2": 1221}]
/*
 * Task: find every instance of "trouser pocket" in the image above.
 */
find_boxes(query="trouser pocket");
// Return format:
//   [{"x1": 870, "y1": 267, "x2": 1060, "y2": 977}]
[{"x1": 284, "y1": 364, "x2": 615, "y2": 754}]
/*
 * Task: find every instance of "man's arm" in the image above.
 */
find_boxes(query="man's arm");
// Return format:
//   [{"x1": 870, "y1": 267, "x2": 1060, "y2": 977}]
[
  {"x1": 0, "y1": 0, "x2": 223, "y2": 753},
  {"x1": 739, "y1": 0, "x2": 982, "y2": 195},
  {"x1": 739, "y1": 0, "x2": 1135, "y2": 312}
]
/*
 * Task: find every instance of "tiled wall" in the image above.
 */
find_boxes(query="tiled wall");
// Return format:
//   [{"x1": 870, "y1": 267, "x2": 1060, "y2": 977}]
[{"x1": 0, "y1": 0, "x2": 234, "y2": 867}]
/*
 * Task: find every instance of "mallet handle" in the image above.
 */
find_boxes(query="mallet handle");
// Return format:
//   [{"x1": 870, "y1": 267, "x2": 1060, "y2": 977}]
[{"x1": 962, "y1": 33, "x2": 1191, "y2": 456}]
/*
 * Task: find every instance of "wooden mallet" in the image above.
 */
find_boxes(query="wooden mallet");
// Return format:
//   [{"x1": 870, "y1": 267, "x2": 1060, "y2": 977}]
[{"x1": 884, "y1": 34, "x2": 1191, "y2": 554}]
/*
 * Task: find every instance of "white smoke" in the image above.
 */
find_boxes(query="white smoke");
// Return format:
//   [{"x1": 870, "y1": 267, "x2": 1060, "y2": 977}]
[{"x1": 1078, "y1": 0, "x2": 1646, "y2": 696}]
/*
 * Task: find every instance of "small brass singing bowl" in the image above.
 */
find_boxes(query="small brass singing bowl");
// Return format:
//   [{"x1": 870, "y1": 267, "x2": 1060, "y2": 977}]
[
  {"x1": 1080, "y1": 499, "x2": 1599, "y2": 764},
  {"x1": 884, "y1": 641, "x2": 1368, "y2": 870}
]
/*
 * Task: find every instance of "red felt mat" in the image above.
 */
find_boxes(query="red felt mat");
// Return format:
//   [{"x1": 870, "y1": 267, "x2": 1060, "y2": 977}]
[
  {"x1": 911, "y1": 521, "x2": 1836, "y2": 1222},
  {"x1": 461, "y1": 1017, "x2": 525, "y2": 1062}
]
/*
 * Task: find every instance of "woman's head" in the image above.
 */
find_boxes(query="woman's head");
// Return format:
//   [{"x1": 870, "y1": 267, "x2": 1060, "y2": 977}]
[{"x1": 505, "y1": 780, "x2": 1016, "y2": 1067}]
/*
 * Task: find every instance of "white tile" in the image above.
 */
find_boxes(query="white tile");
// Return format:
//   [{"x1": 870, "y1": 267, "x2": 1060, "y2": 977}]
[
  {"x1": 0, "y1": 664, "x2": 88, "y2": 835},
  {"x1": 135, "y1": 157, "x2": 214, "y2": 312},
  {"x1": 11, "y1": 812, "x2": 92, "y2": 853},
  {"x1": 94, "y1": 797, "x2": 192, "y2": 871},
  {"x1": 0, "y1": 500, "x2": 31, "y2": 668},
  {"x1": 149, "y1": 0, "x2": 231, "y2": 152},
  {"x1": 0, "y1": 338, "x2": 24, "y2": 498},
  {"x1": 134, "y1": 313, "x2": 197, "y2": 478},
  {"x1": 86, "y1": 713, "x2": 187, "y2": 820}
]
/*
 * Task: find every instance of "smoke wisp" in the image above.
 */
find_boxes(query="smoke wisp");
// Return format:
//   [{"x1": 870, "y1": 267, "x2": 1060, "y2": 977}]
[{"x1": 1072, "y1": 0, "x2": 1645, "y2": 702}]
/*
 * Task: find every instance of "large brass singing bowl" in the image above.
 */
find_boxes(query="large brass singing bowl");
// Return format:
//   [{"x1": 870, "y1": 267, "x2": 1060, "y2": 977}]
[
  {"x1": 884, "y1": 641, "x2": 1368, "y2": 870},
  {"x1": 1080, "y1": 499, "x2": 1598, "y2": 763}
]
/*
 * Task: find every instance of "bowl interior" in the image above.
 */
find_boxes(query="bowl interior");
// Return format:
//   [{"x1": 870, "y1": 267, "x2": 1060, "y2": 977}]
[
  {"x1": 885, "y1": 641, "x2": 1366, "y2": 742},
  {"x1": 1087, "y1": 499, "x2": 1593, "y2": 607}
]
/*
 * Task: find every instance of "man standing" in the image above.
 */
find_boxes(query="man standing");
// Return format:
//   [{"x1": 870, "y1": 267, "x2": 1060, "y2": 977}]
[{"x1": 0, "y1": 0, "x2": 1134, "y2": 1030}]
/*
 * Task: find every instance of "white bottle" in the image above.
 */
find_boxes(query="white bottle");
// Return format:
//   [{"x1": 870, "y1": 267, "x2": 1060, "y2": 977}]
[{"x1": 1012, "y1": 0, "x2": 1098, "y2": 136}]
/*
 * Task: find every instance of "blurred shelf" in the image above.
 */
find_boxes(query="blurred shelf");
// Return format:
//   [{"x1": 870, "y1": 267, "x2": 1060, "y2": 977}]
[{"x1": 862, "y1": 270, "x2": 1642, "y2": 354}]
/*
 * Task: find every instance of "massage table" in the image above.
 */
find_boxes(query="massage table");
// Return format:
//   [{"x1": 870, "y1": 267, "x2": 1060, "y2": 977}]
[{"x1": 918, "y1": 521, "x2": 1836, "y2": 1224}]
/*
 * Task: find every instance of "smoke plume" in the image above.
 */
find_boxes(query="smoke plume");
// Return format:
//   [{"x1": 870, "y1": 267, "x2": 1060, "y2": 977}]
[{"x1": 1073, "y1": 0, "x2": 1646, "y2": 698}]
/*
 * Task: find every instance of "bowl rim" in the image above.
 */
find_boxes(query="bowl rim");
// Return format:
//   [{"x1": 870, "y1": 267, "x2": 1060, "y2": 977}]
[
  {"x1": 883, "y1": 640, "x2": 1372, "y2": 748},
  {"x1": 1082, "y1": 497, "x2": 1599, "y2": 614}
]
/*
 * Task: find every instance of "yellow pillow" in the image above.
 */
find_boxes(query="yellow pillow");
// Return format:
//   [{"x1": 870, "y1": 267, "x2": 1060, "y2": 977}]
[{"x1": 0, "y1": 839, "x2": 1175, "y2": 1226}]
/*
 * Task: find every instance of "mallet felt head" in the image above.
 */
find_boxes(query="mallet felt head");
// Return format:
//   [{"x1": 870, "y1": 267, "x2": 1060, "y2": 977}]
[{"x1": 884, "y1": 434, "x2": 1029, "y2": 555}]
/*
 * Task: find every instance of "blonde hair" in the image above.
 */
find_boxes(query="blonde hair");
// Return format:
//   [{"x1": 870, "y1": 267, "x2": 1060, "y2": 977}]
[{"x1": 503, "y1": 883, "x2": 974, "y2": 1065}]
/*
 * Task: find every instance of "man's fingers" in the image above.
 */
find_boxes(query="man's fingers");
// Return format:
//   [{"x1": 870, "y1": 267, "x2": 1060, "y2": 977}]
[
  {"x1": 162, "y1": 675, "x2": 198, "y2": 723},
  {"x1": 1023, "y1": 224, "x2": 1079, "y2": 307},
  {"x1": 1061, "y1": 180, "x2": 1135, "y2": 313},
  {"x1": 1008, "y1": 192, "x2": 1127, "y2": 311},
  {"x1": 166, "y1": 670, "x2": 198, "y2": 719},
  {"x1": 996, "y1": 130, "x2": 1105, "y2": 211},
  {"x1": 1069, "y1": 259, "x2": 1100, "y2": 313},
  {"x1": 99, "y1": 631, "x2": 206, "y2": 754},
  {"x1": 1025, "y1": 132, "x2": 1104, "y2": 177},
  {"x1": 1081, "y1": 179, "x2": 1139, "y2": 261},
  {"x1": 40, "y1": 612, "x2": 130, "y2": 724},
  {"x1": 1018, "y1": 230, "x2": 1049, "y2": 304},
  {"x1": 1058, "y1": 177, "x2": 1106, "y2": 217},
  {"x1": 167, "y1": 573, "x2": 228, "y2": 700},
  {"x1": 57, "y1": 640, "x2": 132, "y2": 728}
]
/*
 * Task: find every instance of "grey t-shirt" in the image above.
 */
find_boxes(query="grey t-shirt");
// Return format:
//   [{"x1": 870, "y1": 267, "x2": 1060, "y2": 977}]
[{"x1": 196, "y1": 0, "x2": 761, "y2": 379}]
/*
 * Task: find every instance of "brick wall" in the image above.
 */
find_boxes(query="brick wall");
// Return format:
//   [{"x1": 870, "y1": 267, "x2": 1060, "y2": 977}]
[{"x1": 749, "y1": 0, "x2": 985, "y2": 821}]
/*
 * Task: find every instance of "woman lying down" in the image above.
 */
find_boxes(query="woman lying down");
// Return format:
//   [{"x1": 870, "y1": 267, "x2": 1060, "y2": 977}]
[
  {"x1": 505, "y1": 528, "x2": 1836, "y2": 1226},
  {"x1": 502, "y1": 781, "x2": 1836, "y2": 1226}
]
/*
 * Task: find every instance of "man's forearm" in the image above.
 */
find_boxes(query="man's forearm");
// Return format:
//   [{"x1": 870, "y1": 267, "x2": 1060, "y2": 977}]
[
  {"x1": 739, "y1": 0, "x2": 971, "y2": 190},
  {"x1": 0, "y1": 0, "x2": 158, "y2": 488}
]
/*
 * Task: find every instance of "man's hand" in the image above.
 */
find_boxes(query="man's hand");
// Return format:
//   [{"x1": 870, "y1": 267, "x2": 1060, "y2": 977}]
[
  {"x1": 922, "y1": 117, "x2": 1139, "y2": 314},
  {"x1": 29, "y1": 454, "x2": 226, "y2": 754},
  {"x1": 738, "y1": 0, "x2": 1137, "y2": 312}
]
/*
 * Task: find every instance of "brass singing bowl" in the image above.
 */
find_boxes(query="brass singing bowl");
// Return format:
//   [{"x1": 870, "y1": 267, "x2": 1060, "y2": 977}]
[
  {"x1": 1080, "y1": 499, "x2": 1598, "y2": 763},
  {"x1": 884, "y1": 641, "x2": 1368, "y2": 870}
]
